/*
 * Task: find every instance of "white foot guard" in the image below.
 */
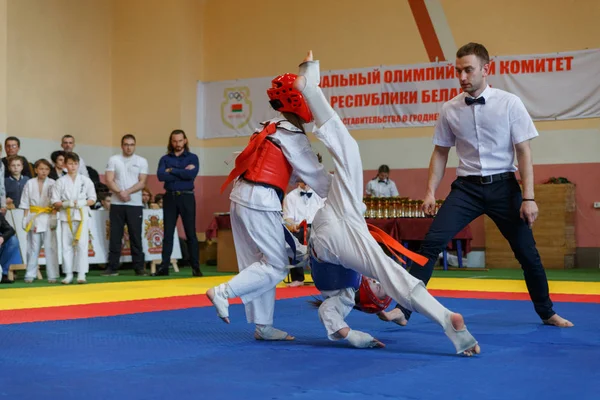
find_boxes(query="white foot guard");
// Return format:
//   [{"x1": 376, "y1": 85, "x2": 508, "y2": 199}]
[
  {"x1": 409, "y1": 284, "x2": 480, "y2": 356},
  {"x1": 62, "y1": 274, "x2": 73, "y2": 285},
  {"x1": 444, "y1": 313, "x2": 480, "y2": 356},
  {"x1": 346, "y1": 330, "x2": 385, "y2": 349},
  {"x1": 207, "y1": 284, "x2": 230, "y2": 324},
  {"x1": 254, "y1": 325, "x2": 295, "y2": 341}
]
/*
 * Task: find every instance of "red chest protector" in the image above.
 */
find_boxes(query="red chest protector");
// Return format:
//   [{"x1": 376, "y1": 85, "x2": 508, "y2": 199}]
[{"x1": 221, "y1": 122, "x2": 293, "y2": 194}]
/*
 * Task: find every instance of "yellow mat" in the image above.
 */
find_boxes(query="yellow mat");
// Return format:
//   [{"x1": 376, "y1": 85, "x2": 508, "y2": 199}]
[{"x1": 1, "y1": 276, "x2": 599, "y2": 311}]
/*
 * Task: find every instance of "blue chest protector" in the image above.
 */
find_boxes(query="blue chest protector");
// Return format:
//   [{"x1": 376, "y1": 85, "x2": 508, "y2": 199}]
[{"x1": 310, "y1": 255, "x2": 361, "y2": 292}]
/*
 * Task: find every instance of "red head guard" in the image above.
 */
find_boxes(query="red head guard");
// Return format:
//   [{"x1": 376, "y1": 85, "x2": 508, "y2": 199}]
[
  {"x1": 267, "y1": 73, "x2": 313, "y2": 123},
  {"x1": 355, "y1": 276, "x2": 392, "y2": 314}
]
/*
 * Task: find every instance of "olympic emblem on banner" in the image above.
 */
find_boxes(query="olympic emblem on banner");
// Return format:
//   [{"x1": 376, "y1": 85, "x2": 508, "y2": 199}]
[{"x1": 220, "y1": 86, "x2": 253, "y2": 130}]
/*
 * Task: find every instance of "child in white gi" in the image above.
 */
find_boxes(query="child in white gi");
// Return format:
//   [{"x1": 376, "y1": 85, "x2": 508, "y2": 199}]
[
  {"x1": 207, "y1": 72, "x2": 331, "y2": 341},
  {"x1": 51, "y1": 152, "x2": 97, "y2": 284},
  {"x1": 20, "y1": 159, "x2": 59, "y2": 283},
  {"x1": 299, "y1": 51, "x2": 479, "y2": 355}
]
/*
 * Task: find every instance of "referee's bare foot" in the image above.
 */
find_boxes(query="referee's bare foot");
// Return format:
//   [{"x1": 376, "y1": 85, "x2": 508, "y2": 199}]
[
  {"x1": 377, "y1": 308, "x2": 407, "y2": 326},
  {"x1": 543, "y1": 314, "x2": 574, "y2": 327}
]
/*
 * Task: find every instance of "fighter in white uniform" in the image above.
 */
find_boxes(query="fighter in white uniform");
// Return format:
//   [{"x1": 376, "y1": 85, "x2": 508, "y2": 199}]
[
  {"x1": 301, "y1": 51, "x2": 479, "y2": 355},
  {"x1": 207, "y1": 73, "x2": 331, "y2": 340},
  {"x1": 51, "y1": 152, "x2": 97, "y2": 284},
  {"x1": 20, "y1": 159, "x2": 59, "y2": 283}
]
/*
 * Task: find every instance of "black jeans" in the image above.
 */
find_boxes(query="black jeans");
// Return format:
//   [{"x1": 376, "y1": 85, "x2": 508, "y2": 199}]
[
  {"x1": 160, "y1": 192, "x2": 199, "y2": 272},
  {"x1": 398, "y1": 176, "x2": 555, "y2": 320},
  {"x1": 108, "y1": 205, "x2": 144, "y2": 273}
]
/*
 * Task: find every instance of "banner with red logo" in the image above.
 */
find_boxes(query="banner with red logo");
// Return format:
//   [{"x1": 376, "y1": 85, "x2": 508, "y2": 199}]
[{"x1": 197, "y1": 49, "x2": 600, "y2": 139}]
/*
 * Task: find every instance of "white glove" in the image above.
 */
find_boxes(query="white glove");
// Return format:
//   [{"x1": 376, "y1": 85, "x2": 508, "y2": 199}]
[
  {"x1": 62, "y1": 200, "x2": 74, "y2": 209},
  {"x1": 49, "y1": 216, "x2": 58, "y2": 230},
  {"x1": 22, "y1": 216, "x2": 29, "y2": 230},
  {"x1": 346, "y1": 330, "x2": 380, "y2": 349}
]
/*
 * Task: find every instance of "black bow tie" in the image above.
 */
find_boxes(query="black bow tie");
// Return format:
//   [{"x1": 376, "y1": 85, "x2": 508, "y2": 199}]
[
  {"x1": 300, "y1": 191, "x2": 313, "y2": 198},
  {"x1": 465, "y1": 96, "x2": 485, "y2": 106},
  {"x1": 378, "y1": 180, "x2": 387, "y2": 184}
]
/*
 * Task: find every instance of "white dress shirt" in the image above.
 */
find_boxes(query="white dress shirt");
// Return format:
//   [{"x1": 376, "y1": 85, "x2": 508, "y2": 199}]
[
  {"x1": 433, "y1": 86, "x2": 538, "y2": 177},
  {"x1": 365, "y1": 178, "x2": 399, "y2": 197},
  {"x1": 229, "y1": 118, "x2": 331, "y2": 212},
  {"x1": 282, "y1": 187, "x2": 326, "y2": 225}
]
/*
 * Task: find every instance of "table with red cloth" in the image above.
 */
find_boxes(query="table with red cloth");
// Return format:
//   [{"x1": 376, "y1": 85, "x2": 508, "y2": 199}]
[
  {"x1": 366, "y1": 217, "x2": 472, "y2": 252},
  {"x1": 206, "y1": 214, "x2": 231, "y2": 241},
  {"x1": 365, "y1": 217, "x2": 472, "y2": 269}
]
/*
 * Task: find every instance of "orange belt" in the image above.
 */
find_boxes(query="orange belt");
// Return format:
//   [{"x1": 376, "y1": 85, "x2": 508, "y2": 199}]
[{"x1": 367, "y1": 223, "x2": 428, "y2": 266}]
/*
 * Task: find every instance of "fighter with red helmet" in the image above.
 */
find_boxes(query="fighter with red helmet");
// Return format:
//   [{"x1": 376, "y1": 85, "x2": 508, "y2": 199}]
[
  {"x1": 294, "y1": 51, "x2": 480, "y2": 355},
  {"x1": 207, "y1": 71, "x2": 331, "y2": 341}
]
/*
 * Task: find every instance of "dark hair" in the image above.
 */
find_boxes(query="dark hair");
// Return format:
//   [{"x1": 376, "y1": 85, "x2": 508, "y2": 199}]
[
  {"x1": 167, "y1": 130, "x2": 189, "y2": 153},
  {"x1": 7, "y1": 155, "x2": 24, "y2": 166},
  {"x1": 142, "y1": 187, "x2": 153, "y2": 203},
  {"x1": 5, "y1": 136, "x2": 20, "y2": 147},
  {"x1": 34, "y1": 158, "x2": 52, "y2": 170},
  {"x1": 65, "y1": 152, "x2": 80, "y2": 163},
  {"x1": 378, "y1": 164, "x2": 390, "y2": 174},
  {"x1": 99, "y1": 191, "x2": 112, "y2": 201},
  {"x1": 121, "y1": 134, "x2": 136, "y2": 145},
  {"x1": 456, "y1": 42, "x2": 490, "y2": 65},
  {"x1": 61, "y1": 134, "x2": 74, "y2": 142},
  {"x1": 51, "y1": 150, "x2": 66, "y2": 164}
]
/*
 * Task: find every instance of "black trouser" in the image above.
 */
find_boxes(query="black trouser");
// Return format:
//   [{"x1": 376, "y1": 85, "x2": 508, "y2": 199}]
[
  {"x1": 289, "y1": 225, "x2": 309, "y2": 282},
  {"x1": 108, "y1": 205, "x2": 144, "y2": 273},
  {"x1": 398, "y1": 175, "x2": 555, "y2": 321},
  {"x1": 160, "y1": 192, "x2": 199, "y2": 272}
]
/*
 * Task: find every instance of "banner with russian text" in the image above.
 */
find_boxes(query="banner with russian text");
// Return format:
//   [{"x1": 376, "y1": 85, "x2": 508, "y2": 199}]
[{"x1": 197, "y1": 49, "x2": 600, "y2": 139}]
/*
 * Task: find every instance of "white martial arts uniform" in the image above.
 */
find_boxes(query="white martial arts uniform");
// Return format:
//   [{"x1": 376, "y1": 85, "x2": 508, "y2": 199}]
[
  {"x1": 301, "y1": 59, "x2": 477, "y2": 353},
  {"x1": 309, "y1": 114, "x2": 423, "y2": 312},
  {"x1": 51, "y1": 174, "x2": 97, "y2": 280},
  {"x1": 20, "y1": 178, "x2": 59, "y2": 281},
  {"x1": 226, "y1": 118, "x2": 331, "y2": 325}
]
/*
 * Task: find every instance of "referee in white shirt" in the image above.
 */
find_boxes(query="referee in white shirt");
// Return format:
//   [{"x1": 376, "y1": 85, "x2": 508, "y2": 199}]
[
  {"x1": 365, "y1": 164, "x2": 399, "y2": 197},
  {"x1": 104, "y1": 134, "x2": 149, "y2": 276},
  {"x1": 283, "y1": 179, "x2": 325, "y2": 286},
  {"x1": 396, "y1": 43, "x2": 571, "y2": 328}
]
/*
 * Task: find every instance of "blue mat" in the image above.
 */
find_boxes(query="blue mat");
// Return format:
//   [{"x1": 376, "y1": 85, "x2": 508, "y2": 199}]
[{"x1": 1, "y1": 297, "x2": 599, "y2": 400}]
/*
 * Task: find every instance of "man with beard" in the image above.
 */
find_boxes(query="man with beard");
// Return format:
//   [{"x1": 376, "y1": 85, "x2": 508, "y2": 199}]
[{"x1": 154, "y1": 130, "x2": 202, "y2": 277}]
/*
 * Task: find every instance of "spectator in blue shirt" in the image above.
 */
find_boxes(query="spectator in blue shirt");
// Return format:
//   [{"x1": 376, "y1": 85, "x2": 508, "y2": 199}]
[{"x1": 154, "y1": 129, "x2": 201, "y2": 277}]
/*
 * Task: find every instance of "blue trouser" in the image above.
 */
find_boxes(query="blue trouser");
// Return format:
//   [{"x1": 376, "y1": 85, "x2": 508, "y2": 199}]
[
  {"x1": 398, "y1": 176, "x2": 555, "y2": 320},
  {"x1": 0, "y1": 236, "x2": 22, "y2": 276}
]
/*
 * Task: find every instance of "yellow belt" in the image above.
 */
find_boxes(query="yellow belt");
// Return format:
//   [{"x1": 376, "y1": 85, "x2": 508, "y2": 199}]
[
  {"x1": 66, "y1": 207, "x2": 85, "y2": 246},
  {"x1": 25, "y1": 206, "x2": 54, "y2": 233}
]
